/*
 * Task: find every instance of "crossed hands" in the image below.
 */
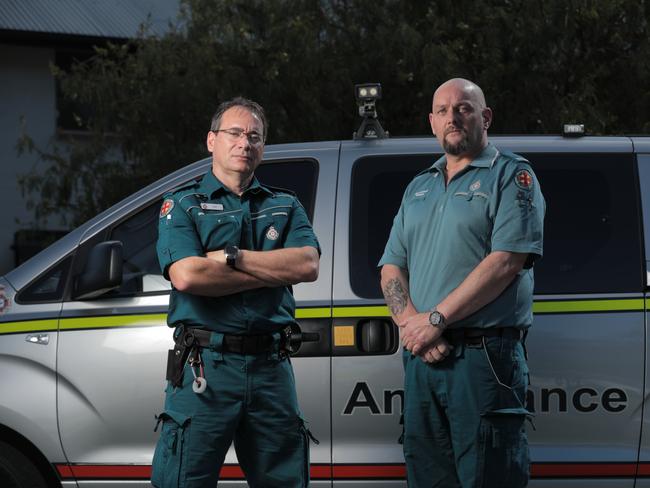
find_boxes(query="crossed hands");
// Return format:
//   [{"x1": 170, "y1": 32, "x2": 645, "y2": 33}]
[{"x1": 397, "y1": 312, "x2": 453, "y2": 364}]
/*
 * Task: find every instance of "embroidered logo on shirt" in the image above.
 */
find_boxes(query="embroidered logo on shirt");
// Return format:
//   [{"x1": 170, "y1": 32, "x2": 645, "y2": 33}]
[
  {"x1": 469, "y1": 180, "x2": 481, "y2": 191},
  {"x1": 414, "y1": 190, "x2": 429, "y2": 197},
  {"x1": 266, "y1": 225, "x2": 279, "y2": 240},
  {"x1": 160, "y1": 199, "x2": 174, "y2": 218},
  {"x1": 515, "y1": 169, "x2": 533, "y2": 189}
]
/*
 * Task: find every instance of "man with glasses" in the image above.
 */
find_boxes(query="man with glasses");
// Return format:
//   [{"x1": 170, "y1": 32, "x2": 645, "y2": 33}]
[{"x1": 152, "y1": 97, "x2": 320, "y2": 488}]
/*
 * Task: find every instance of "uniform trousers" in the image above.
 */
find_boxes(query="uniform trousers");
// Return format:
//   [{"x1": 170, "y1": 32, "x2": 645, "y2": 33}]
[
  {"x1": 403, "y1": 334, "x2": 530, "y2": 488},
  {"x1": 151, "y1": 331, "x2": 310, "y2": 488}
]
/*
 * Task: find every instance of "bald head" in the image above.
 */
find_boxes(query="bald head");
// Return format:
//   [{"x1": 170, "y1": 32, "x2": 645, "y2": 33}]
[
  {"x1": 433, "y1": 78, "x2": 487, "y2": 109},
  {"x1": 429, "y1": 78, "x2": 492, "y2": 159}
]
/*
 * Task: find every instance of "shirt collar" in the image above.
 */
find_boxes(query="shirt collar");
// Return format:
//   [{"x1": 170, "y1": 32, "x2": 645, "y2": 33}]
[
  {"x1": 429, "y1": 142, "x2": 500, "y2": 173},
  {"x1": 198, "y1": 170, "x2": 274, "y2": 198}
]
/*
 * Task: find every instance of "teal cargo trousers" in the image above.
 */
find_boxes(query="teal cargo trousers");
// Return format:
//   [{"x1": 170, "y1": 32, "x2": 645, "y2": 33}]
[
  {"x1": 151, "y1": 331, "x2": 310, "y2": 488},
  {"x1": 403, "y1": 334, "x2": 530, "y2": 488}
]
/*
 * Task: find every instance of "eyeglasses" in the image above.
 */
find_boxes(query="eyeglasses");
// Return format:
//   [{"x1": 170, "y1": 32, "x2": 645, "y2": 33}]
[{"x1": 213, "y1": 128, "x2": 264, "y2": 146}]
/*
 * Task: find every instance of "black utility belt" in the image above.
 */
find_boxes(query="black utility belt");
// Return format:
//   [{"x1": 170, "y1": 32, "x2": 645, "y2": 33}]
[
  {"x1": 176, "y1": 327, "x2": 287, "y2": 354},
  {"x1": 166, "y1": 326, "x2": 290, "y2": 388},
  {"x1": 443, "y1": 327, "x2": 522, "y2": 346}
]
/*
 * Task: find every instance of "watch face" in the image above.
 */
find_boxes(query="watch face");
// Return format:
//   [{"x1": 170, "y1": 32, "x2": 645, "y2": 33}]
[{"x1": 429, "y1": 311, "x2": 441, "y2": 326}]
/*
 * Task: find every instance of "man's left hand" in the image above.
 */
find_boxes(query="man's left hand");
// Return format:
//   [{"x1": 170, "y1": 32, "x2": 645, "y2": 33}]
[{"x1": 400, "y1": 312, "x2": 443, "y2": 355}]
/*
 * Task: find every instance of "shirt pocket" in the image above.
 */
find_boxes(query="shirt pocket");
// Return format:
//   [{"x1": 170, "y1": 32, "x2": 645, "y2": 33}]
[
  {"x1": 195, "y1": 212, "x2": 240, "y2": 250},
  {"x1": 254, "y1": 209, "x2": 290, "y2": 250},
  {"x1": 452, "y1": 191, "x2": 491, "y2": 220}
]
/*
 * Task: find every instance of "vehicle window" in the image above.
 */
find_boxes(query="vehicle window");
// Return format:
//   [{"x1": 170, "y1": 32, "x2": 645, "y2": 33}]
[
  {"x1": 349, "y1": 155, "x2": 435, "y2": 298},
  {"x1": 256, "y1": 159, "x2": 319, "y2": 221},
  {"x1": 17, "y1": 257, "x2": 72, "y2": 303},
  {"x1": 109, "y1": 202, "x2": 170, "y2": 296},
  {"x1": 524, "y1": 153, "x2": 644, "y2": 294},
  {"x1": 349, "y1": 152, "x2": 644, "y2": 299}
]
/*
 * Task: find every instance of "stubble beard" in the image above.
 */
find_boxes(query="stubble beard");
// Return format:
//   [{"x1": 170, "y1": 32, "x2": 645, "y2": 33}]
[{"x1": 443, "y1": 125, "x2": 483, "y2": 156}]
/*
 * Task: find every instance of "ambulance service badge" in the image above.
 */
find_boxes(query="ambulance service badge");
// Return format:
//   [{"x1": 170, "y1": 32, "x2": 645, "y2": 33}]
[{"x1": 266, "y1": 225, "x2": 279, "y2": 241}]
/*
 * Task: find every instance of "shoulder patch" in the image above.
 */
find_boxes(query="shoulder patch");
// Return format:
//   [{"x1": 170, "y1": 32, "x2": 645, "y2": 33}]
[
  {"x1": 515, "y1": 169, "x2": 534, "y2": 190},
  {"x1": 160, "y1": 199, "x2": 175, "y2": 218}
]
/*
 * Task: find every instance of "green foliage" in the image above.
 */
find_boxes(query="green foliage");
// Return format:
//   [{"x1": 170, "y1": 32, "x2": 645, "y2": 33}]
[{"x1": 19, "y1": 0, "x2": 650, "y2": 226}]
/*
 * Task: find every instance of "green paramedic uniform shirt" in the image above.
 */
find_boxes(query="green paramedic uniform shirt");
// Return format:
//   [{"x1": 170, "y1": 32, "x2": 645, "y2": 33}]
[
  {"x1": 379, "y1": 143, "x2": 545, "y2": 329},
  {"x1": 157, "y1": 170, "x2": 320, "y2": 335}
]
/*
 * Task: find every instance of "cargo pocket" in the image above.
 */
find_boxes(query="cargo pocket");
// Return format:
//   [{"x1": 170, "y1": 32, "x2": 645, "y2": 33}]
[
  {"x1": 476, "y1": 408, "x2": 529, "y2": 488},
  {"x1": 298, "y1": 416, "x2": 319, "y2": 488},
  {"x1": 151, "y1": 410, "x2": 191, "y2": 488}
]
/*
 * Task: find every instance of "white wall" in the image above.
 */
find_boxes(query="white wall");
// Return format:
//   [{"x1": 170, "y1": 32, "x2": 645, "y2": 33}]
[{"x1": 0, "y1": 44, "x2": 62, "y2": 275}]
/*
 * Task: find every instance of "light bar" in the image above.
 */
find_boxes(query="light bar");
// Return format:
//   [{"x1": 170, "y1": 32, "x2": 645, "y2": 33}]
[
  {"x1": 563, "y1": 124, "x2": 585, "y2": 137},
  {"x1": 355, "y1": 83, "x2": 382, "y2": 102}
]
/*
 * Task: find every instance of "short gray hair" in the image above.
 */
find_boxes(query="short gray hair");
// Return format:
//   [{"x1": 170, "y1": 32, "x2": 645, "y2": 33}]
[{"x1": 210, "y1": 97, "x2": 267, "y2": 140}]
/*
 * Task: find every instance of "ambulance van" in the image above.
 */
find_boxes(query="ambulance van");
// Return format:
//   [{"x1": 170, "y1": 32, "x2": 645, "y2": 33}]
[{"x1": 0, "y1": 132, "x2": 649, "y2": 488}]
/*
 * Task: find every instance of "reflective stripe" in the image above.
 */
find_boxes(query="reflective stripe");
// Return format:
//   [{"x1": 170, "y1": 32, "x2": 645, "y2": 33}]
[
  {"x1": 532, "y1": 298, "x2": 644, "y2": 313},
  {"x1": 0, "y1": 298, "x2": 645, "y2": 335},
  {"x1": 295, "y1": 307, "x2": 331, "y2": 319},
  {"x1": 0, "y1": 319, "x2": 57, "y2": 334},
  {"x1": 58, "y1": 313, "x2": 167, "y2": 330}
]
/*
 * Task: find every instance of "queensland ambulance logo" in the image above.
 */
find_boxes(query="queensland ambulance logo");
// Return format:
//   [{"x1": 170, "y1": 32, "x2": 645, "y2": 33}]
[
  {"x1": 469, "y1": 180, "x2": 481, "y2": 191},
  {"x1": 515, "y1": 169, "x2": 533, "y2": 189},
  {"x1": 160, "y1": 199, "x2": 174, "y2": 218},
  {"x1": 0, "y1": 285, "x2": 10, "y2": 315},
  {"x1": 266, "y1": 225, "x2": 279, "y2": 241}
]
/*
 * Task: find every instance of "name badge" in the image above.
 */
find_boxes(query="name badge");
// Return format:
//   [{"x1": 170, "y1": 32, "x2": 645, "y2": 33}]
[{"x1": 200, "y1": 203, "x2": 224, "y2": 211}]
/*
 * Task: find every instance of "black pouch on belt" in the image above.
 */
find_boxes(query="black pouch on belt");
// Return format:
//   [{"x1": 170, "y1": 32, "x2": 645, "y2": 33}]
[{"x1": 166, "y1": 328, "x2": 197, "y2": 388}]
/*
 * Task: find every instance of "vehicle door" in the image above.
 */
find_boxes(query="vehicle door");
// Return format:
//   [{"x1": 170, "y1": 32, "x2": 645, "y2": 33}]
[
  {"x1": 503, "y1": 137, "x2": 644, "y2": 488},
  {"x1": 331, "y1": 138, "x2": 439, "y2": 487},
  {"x1": 56, "y1": 144, "x2": 337, "y2": 487},
  {"x1": 628, "y1": 144, "x2": 650, "y2": 488}
]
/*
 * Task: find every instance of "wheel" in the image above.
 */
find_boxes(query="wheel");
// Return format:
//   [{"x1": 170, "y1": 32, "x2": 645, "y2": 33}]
[{"x1": 0, "y1": 440, "x2": 49, "y2": 488}]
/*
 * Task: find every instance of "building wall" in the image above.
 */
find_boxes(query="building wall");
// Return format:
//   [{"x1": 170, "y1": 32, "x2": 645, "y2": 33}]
[{"x1": 0, "y1": 44, "x2": 63, "y2": 275}]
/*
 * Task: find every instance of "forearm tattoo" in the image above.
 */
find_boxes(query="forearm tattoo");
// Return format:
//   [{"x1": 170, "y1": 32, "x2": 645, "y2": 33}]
[{"x1": 383, "y1": 278, "x2": 408, "y2": 316}]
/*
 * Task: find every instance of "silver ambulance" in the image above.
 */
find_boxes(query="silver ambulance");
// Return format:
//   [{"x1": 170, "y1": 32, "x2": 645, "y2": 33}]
[{"x1": 1, "y1": 131, "x2": 649, "y2": 488}]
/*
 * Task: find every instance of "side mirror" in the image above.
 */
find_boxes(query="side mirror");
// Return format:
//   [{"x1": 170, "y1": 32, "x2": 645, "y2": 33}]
[{"x1": 73, "y1": 241, "x2": 123, "y2": 300}]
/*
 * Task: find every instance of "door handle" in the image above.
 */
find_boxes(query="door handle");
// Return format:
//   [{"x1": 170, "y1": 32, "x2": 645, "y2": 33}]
[
  {"x1": 358, "y1": 319, "x2": 396, "y2": 353},
  {"x1": 25, "y1": 334, "x2": 49, "y2": 345}
]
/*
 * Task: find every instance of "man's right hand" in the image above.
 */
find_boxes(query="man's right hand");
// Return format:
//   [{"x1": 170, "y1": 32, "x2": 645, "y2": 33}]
[{"x1": 418, "y1": 337, "x2": 453, "y2": 363}]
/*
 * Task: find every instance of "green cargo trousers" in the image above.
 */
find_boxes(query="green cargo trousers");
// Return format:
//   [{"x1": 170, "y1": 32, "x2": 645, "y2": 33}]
[
  {"x1": 151, "y1": 331, "x2": 311, "y2": 488},
  {"x1": 402, "y1": 334, "x2": 530, "y2": 488}
]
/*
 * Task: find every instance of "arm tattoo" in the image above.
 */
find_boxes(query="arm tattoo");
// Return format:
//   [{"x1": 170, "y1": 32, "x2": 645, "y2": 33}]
[{"x1": 383, "y1": 278, "x2": 409, "y2": 316}]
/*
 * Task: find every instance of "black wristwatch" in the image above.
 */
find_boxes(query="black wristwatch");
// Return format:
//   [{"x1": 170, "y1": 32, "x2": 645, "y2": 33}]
[
  {"x1": 224, "y1": 245, "x2": 239, "y2": 268},
  {"x1": 428, "y1": 309, "x2": 447, "y2": 329}
]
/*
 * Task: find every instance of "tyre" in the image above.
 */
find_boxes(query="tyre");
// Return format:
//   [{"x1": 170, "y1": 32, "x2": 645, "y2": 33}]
[{"x1": 0, "y1": 440, "x2": 49, "y2": 488}]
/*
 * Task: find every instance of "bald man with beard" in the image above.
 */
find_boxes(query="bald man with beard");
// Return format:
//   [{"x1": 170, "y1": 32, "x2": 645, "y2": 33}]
[{"x1": 379, "y1": 78, "x2": 545, "y2": 487}]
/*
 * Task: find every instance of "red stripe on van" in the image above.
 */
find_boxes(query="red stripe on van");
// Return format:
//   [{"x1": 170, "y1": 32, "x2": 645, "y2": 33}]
[
  {"x1": 531, "y1": 462, "x2": 636, "y2": 477},
  {"x1": 55, "y1": 463, "x2": 332, "y2": 480},
  {"x1": 55, "y1": 462, "x2": 644, "y2": 480},
  {"x1": 332, "y1": 464, "x2": 406, "y2": 478}
]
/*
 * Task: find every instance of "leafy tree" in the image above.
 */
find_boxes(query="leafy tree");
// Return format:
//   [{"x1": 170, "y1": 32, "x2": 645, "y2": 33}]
[{"x1": 18, "y1": 0, "x2": 650, "y2": 226}]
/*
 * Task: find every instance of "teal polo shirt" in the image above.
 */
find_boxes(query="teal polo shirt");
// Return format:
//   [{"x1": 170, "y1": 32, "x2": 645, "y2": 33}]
[
  {"x1": 157, "y1": 170, "x2": 320, "y2": 334},
  {"x1": 379, "y1": 143, "x2": 545, "y2": 329}
]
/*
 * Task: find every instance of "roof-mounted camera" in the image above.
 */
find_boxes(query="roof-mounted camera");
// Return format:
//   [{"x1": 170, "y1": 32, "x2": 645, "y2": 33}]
[{"x1": 353, "y1": 83, "x2": 388, "y2": 140}]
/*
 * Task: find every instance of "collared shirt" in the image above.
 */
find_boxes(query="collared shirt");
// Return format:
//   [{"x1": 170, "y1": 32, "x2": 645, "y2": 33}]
[
  {"x1": 379, "y1": 143, "x2": 545, "y2": 329},
  {"x1": 157, "y1": 170, "x2": 320, "y2": 334}
]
